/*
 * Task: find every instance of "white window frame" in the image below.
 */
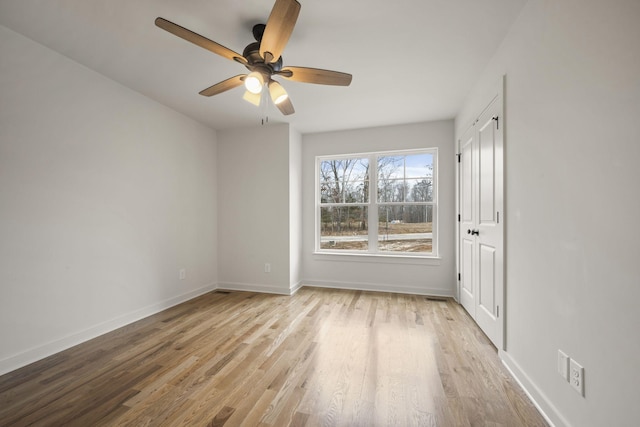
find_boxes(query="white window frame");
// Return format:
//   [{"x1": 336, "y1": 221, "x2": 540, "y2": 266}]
[{"x1": 315, "y1": 148, "x2": 438, "y2": 259}]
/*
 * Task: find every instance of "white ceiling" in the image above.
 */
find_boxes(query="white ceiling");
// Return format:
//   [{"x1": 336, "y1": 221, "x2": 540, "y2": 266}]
[{"x1": 0, "y1": 0, "x2": 527, "y2": 133}]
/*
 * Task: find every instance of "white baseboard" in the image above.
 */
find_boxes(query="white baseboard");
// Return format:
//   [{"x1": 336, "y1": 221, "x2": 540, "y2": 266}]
[
  {"x1": 500, "y1": 349, "x2": 569, "y2": 427},
  {"x1": 0, "y1": 282, "x2": 218, "y2": 376},
  {"x1": 217, "y1": 281, "x2": 293, "y2": 295},
  {"x1": 289, "y1": 281, "x2": 303, "y2": 295},
  {"x1": 302, "y1": 279, "x2": 454, "y2": 298}
]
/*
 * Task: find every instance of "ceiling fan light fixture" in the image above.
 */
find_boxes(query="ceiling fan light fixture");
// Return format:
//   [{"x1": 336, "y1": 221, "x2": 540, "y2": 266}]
[
  {"x1": 268, "y1": 80, "x2": 288, "y2": 105},
  {"x1": 245, "y1": 72, "x2": 264, "y2": 94}
]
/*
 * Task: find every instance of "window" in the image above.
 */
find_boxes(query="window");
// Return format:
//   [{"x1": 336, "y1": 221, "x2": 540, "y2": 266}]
[{"x1": 317, "y1": 149, "x2": 437, "y2": 256}]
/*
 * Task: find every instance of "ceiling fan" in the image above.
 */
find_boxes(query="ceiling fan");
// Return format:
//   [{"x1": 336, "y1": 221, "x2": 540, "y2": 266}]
[{"x1": 155, "y1": 0, "x2": 352, "y2": 116}]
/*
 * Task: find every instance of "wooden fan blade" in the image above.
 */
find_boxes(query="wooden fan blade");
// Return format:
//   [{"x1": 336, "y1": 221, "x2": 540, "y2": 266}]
[
  {"x1": 279, "y1": 67, "x2": 352, "y2": 86},
  {"x1": 275, "y1": 96, "x2": 295, "y2": 115},
  {"x1": 259, "y1": 0, "x2": 301, "y2": 63},
  {"x1": 199, "y1": 75, "x2": 246, "y2": 97},
  {"x1": 155, "y1": 17, "x2": 247, "y2": 65}
]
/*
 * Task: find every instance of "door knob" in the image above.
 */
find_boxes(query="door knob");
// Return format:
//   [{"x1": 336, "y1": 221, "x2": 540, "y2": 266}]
[{"x1": 471, "y1": 229, "x2": 480, "y2": 236}]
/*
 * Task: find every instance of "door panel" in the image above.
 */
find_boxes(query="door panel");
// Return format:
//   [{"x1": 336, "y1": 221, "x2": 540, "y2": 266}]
[
  {"x1": 478, "y1": 118, "x2": 497, "y2": 225},
  {"x1": 461, "y1": 135, "x2": 474, "y2": 224},
  {"x1": 478, "y1": 244, "x2": 496, "y2": 318}
]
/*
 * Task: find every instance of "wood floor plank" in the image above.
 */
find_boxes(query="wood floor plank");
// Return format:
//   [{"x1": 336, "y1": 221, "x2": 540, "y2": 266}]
[{"x1": 0, "y1": 288, "x2": 548, "y2": 426}]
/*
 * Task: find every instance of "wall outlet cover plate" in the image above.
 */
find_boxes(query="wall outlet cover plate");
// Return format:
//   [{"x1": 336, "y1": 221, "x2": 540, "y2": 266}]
[{"x1": 569, "y1": 359, "x2": 584, "y2": 396}]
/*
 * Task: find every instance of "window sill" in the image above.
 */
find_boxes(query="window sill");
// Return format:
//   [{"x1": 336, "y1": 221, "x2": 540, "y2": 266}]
[{"x1": 312, "y1": 251, "x2": 442, "y2": 266}]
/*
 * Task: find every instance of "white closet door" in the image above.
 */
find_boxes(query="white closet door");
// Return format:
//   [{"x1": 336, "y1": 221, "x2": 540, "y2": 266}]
[{"x1": 458, "y1": 79, "x2": 504, "y2": 349}]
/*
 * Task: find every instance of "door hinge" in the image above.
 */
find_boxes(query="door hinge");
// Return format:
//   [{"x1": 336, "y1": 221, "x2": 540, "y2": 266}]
[
  {"x1": 497, "y1": 211, "x2": 500, "y2": 224},
  {"x1": 497, "y1": 306, "x2": 500, "y2": 318},
  {"x1": 458, "y1": 273, "x2": 461, "y2": 281},
  {"x1": 456, "y1": 153, "x2": 461, "y2": 163},
  {"x1": 458, "y1": 214, "x2": 461, "y2": 222},
  {"x1": 492, "y1": 115, "x2": 499, "y2": 130}
]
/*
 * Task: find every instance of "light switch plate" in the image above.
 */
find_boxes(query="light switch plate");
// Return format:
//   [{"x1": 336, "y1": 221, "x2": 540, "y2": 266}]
[{"x1": 557, "y1": 350, "x2": 569, "y2": 381}]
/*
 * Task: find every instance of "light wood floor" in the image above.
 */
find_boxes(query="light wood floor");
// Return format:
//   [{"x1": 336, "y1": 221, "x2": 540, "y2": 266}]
[{"x1": 0, "y1": 288, "x2": 548, "y2": 426}]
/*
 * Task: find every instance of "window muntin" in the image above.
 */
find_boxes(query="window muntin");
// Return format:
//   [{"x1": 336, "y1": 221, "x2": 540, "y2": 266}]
[{"x1": 317, "y1": 150, "x2": 437, "y2": 256}]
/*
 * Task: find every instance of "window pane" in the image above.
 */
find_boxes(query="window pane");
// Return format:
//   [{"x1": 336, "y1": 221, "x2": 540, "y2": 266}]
[
  {"x1": 320, "y1": 206, "x2": 368, "y2": 250},
  {"x1": 377, "y1": 154, "x2": 434, "y2": 203},
  {"x1": 407, "y1": 178, "x2": 433, "y2": 202},
  {"x1": 378, "y1": 156, "x2": 404, "y2": 180},
  {"x1": 405, "y1": 153, "x2": 433, "y2": 178},
  {"x1": 377, "y1": 156, "x2": 405, "y2": 202},
  {"x1": 378, "y1": 178, "x2": 407, "y2": 202},
  {"x1": 320, "y1": 158, "x2": 369, "y2": 204},
  {"x1": 378, "y1": 205, "x2": 433, "y2": 253},
  {"x1": 346, "y1": 180, "x2": 368, "y2": 203},
  {"x1": 377, "y1": 156, "x2": 404, "y2": 202}
]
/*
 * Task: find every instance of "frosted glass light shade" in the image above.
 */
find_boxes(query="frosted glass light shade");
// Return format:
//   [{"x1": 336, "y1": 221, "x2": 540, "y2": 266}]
[
  {"x1": 268, "y1": 80, "x2": 288, "y2": 104},
  {"x1": 243, "y1": 90, "x2": 261, "y2": 106},
  {"x1": 245, "y1": 72, "x2": 264, "y2": 94}
]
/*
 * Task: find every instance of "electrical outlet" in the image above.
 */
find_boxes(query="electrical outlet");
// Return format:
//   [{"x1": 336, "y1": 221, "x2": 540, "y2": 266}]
[
  {"x1": 179, "y1": 268, "x2": 186, "y2": 280},
  {"x1": 264, "y1": 263, "x2": 271, "y2": 273},
  {"x1": 557, "y1": 350, "x2": 569, "y2": 381},
  {"x1": 569, "y1": 359, "x2": 584, "y2": 396}
]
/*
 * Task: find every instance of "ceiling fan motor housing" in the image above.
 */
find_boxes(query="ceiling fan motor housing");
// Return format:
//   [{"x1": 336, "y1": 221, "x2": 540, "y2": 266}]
[{"x1": 242, "y1": 37, "x2": 284, "y2": 74}]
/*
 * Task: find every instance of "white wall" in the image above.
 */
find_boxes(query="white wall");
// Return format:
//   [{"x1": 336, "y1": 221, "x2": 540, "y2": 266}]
[
  {"x1": 301, "y1": 120, "x2": 456, "y2": 296},
  {"x1": 456, "y1": 1, "x2": 640, "y2": 426},
  {"x1": 0, "y1": 26, "x2": 218, "y2": 375},
  {"x1": 217, "y1": 124, "x2": 294, "y2": 294}
]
